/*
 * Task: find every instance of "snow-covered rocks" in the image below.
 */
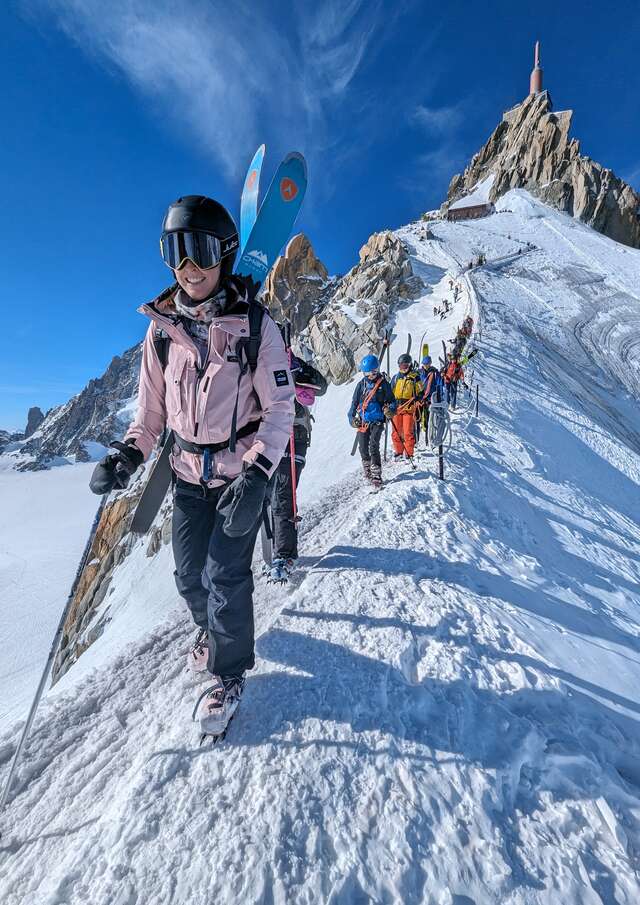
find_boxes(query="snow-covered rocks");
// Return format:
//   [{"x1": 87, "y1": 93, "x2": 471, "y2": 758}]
[
  {"x1": 299, "y1": 230, "x2": 422, "y2": 382},
  {"x1": 446, "y1": 91, "x2": 640, "y2": 249}
]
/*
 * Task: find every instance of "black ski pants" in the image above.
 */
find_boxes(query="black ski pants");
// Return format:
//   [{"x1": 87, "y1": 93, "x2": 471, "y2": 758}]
[
  {"x1": 271, "y1": 437, "x2": 306, "y2": 560},
  {"x1": 172, "y1": 477, "x2": 260, "y2": 678},
  {"x1": 357, "y1": 421, "x2": 384, "y2": 467}
]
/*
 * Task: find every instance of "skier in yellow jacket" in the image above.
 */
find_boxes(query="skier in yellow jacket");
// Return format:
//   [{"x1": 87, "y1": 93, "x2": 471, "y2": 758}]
[{"x1": 390, "y1": 354, "x2": 423, "y2": 459}]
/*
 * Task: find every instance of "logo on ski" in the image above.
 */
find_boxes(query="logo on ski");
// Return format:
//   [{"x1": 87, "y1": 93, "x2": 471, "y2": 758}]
[
  {"x1": 247, "y1": 169, "x2": 258, "y2": 189},
  {"x1": 280, "y1": 178, "x2": 299, "y2": 202},
  {"x1": 243, "y1": 248, "x2": 269, "y2": 274}
]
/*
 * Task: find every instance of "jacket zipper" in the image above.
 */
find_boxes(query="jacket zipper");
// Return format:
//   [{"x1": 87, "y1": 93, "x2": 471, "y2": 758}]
[{"x1": 193, "y1": 329, "x2": 213, "y2": 437}]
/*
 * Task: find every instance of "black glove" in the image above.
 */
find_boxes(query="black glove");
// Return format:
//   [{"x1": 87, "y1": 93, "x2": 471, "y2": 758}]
[
  {"x1": 89, "y1": 440, "x2": 144, "y2": 495},
  {"x1": 216, "y1": 465, "x2": 269, "y2": 537}
]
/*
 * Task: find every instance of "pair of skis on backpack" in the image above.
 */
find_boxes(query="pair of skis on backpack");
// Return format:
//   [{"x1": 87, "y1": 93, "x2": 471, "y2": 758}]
[{"x1": 131, "y1": 147, "x2": 308, "y2": 536}]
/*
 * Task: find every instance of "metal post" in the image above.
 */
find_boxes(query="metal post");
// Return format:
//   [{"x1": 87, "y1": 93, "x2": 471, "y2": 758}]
[
  {"x1": 437, "y1": 386, "x2": 444, "y2": 481},
  {"x1": 383, "y1": 333, "x2": 391, "y2": 461},
  {"x1": 0, "y1": 493, "x2": 110, "y2": 825}
]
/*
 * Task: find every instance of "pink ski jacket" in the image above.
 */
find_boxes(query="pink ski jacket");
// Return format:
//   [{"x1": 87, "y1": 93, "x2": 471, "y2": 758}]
[{"x1": 125, "y1": 288, "x2": 294, "y2": 488}]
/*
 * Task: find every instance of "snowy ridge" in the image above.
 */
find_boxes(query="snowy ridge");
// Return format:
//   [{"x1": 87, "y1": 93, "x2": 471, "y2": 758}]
[{"x1": 1, "y1": 191, "x2": 640, "y2": 903}]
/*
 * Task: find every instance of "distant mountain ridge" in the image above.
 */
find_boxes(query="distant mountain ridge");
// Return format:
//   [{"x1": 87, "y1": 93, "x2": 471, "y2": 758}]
[{"x1": 4, "y1": 344, "x2": 142, "y2": 471}]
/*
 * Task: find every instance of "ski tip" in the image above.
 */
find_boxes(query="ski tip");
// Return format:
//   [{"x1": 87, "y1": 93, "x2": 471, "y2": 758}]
[{"x1": 281, "y1": 151, "x2": 308, "y2": 176}]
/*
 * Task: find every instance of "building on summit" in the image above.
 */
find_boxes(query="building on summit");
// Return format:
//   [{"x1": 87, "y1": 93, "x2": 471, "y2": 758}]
[
  {"x1": 446, "y1": 42, "x2": 545, "y2": 222},
  {"x1": 447, "y1": 176, "x2": 495, "y2": 222}
]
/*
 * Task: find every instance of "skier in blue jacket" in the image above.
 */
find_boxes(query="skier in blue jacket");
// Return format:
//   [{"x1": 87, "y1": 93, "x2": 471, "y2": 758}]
[{"x1": 348, "y1": 354, "x2": 396, "y2": 488}]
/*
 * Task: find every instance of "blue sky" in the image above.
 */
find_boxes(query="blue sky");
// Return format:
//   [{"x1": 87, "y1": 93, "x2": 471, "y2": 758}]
[{"x1": 2, "y1": 0, "x2": 639, "y2": 429}]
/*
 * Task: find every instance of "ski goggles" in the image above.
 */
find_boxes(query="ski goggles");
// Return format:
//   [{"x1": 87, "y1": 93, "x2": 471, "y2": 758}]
[
  {"x1": 364, "y1": 370, "x2": 380, "y2": 379},
  {"x1": 160, "y1": 230, "x2": 238, "y2": 271}
]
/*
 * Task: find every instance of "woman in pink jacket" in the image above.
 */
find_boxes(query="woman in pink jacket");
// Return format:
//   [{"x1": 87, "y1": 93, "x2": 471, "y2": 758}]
[{"x1": 90, "y1": 195, "x2": 294, "y2": 737}]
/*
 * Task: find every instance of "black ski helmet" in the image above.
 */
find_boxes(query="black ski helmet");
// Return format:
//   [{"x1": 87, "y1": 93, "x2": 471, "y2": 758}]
[
  {"x1": 161, "y1": 195, "x2": 239, "y2": 277},
  {"x1": 398, "y1": 353, "x2": 412, "y2": 367}
]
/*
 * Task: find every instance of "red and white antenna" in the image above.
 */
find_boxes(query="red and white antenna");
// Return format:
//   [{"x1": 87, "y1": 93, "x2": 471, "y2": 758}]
[{"x1": 529, "y1": 40, "x2": 543, "y2": 95}]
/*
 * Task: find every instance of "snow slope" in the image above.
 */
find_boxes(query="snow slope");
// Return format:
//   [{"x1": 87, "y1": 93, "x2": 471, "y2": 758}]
[
  {"x1": 0, "y1": 464, "x2": 99, "y2": 729},
  {"x1": 1, "y1": 191, "x2": 640, "y2": 904}
]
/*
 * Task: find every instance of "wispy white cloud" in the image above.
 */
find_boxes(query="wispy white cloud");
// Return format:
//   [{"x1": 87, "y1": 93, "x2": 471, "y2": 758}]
[
  {"x1": 398, "y1": 144, "x2": 467, "y2": 206},
  {"x1": 296, "y1": 0, "x2": 384, "y2": 97},
  {"x1": 412, "y1": 102, "x2": 465, "y2": 135},
  {"x1": 24, "y1": 0, "x2": 392, "y2": 184}
]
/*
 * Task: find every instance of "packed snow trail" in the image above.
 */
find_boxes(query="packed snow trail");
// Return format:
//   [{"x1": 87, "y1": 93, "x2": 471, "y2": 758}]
[{"x1": 1, "y1": 191, "x2": 640, "y2": 904}]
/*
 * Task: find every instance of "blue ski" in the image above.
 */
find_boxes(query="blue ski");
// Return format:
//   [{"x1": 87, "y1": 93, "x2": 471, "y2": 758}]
[
  {"x1": 236, "y1": 151, "x2": 307, "y2": 287},
  {"x1": 240, "y1": 144, "x2": 265, "y2": 252}
]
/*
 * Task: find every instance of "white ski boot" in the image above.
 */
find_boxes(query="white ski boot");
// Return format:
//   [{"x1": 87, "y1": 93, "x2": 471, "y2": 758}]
[
  {"x1": 266, "y1": 557, "x2": 295, "y2": 585},
  {"x1": 194, "y1": 675, "x2": 245, "y2": 739},
  {"x1": 187, "y1": 627, "x2": 209, "y2": 673}
]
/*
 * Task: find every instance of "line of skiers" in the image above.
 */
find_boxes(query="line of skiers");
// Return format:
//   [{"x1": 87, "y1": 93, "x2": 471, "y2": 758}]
[
  {"x1": 434, "y1": 299, "x2": 453, "y2": 319},
  {"x1": 348, "y1": 315, "x2": 475, "y2": 489}
]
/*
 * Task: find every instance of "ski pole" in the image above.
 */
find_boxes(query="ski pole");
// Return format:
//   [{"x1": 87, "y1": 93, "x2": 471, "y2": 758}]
[
  {"x1": 0, "y1": 491, "x2": 111, "y2": 825},
  {"x1": 475, "y1": 384, "x2": 479, "y2": 418},
  {"x1": 384, "y1": 336, "x2": 391, "y2": 461},
  {"x1": 285, "y1": 324, "x2": 299, "y2": 523},
  {"x1": 436, "y1": 386, "x2": 445, "y2": 481},
  {"x1": 289, "y1": 430, "x2": 298, "y2": 521}
]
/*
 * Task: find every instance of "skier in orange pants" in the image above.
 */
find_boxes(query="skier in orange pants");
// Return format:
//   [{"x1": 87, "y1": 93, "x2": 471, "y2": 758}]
[{"x1": 390, "y1": 354, "x2": 423, "y2": 460}]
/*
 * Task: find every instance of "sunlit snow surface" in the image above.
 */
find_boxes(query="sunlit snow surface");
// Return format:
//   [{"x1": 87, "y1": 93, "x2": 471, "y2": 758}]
[
  {"x1": 1, "y1": 191, "x2": 640, "y2": 904},
  {"x1": 0, "y1": 464, "x2": 98, "y2": 727}
]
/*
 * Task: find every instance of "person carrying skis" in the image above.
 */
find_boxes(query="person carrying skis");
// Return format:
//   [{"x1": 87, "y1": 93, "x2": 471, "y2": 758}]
[
  {"x1": 89, "y1": 195, "x2": 295, "y2": 738},
  {"x1": 348, "y1": 354, "x2": 396, "y2": 489},
  {"x1": 444, "y1": 356, "x2": 464, "y2": 409},
  {"x1": 415, "y1": 354, "x2": 439, "y2": 440},
  {"x1": 390, "y1": 354, "x2": 423, "y2": 460},
  {"x1": 267, "y1": 355, "x2": 327, "y2": 583}
]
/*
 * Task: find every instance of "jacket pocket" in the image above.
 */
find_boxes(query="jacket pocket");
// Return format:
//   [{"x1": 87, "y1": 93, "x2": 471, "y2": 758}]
[{"x1": 166, "y1": 359, "x2": 186, "y2": 417}]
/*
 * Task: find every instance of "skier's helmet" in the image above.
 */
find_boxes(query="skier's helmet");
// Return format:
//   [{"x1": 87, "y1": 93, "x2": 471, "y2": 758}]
[
  {"x1": 160, "y1": 195, "x2": 239, "y2": 277},
  {"x1": 421, "y1": 355, "x2": 432, "y2": 367},
  {"x1": 398, "y1": 353, "x2": 412, "y2": 368},
  {"x1": 360, "y1": 354, "x2": 380, "y2": 373}
]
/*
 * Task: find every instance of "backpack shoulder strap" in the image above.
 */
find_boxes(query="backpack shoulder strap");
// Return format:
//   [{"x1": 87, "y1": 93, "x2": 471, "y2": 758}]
[
  {"x1": 153, "y1": 327, "x2": 170, "y2": 372},
  {"x1": 245, "y1": 301, "x2": 266, "y2": 372},
  {"x1": 229, "y1": 301, "x2": 266, "y2": 453}
]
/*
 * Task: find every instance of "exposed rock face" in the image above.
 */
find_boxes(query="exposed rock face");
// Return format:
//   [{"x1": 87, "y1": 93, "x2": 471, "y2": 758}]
[
  {"x1": 25, "y1": 406, "x2": 45, "y2": 438},
  {"x1": 262, "y1": 233, "x2": 335, "y2": 334},
  {"x1": 14, "y1": 343, "x2": 142, "y2": 470},
  {"x1": 297, "y1": 231, "x2": 421, "y2": 383},
  {"x1": 446, "y1": 91, "x2": 640, "y2": 249},
  {"x1": 52, "y1": 463, "x2": 173, "y2": 682}
]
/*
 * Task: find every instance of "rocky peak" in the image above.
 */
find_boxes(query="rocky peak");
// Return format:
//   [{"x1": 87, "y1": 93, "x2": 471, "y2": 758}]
[
  {"x1": 446, "y1": 91, "x2": 640, "y2": 248},
  {"x1": 261, "y1": 233, "x2": 334, "y2": 335},
  {"x1": 11, "y1": 343, "x2": 142, "y2": 470},
  {"x1": 296, "y1": 230, "x2": 421, "y2": 383},
  {"x1": 25, "y1": 406, "x2": 45, "y2": 438}
]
